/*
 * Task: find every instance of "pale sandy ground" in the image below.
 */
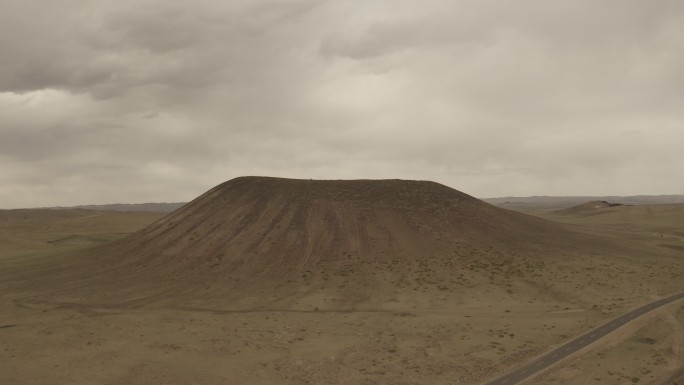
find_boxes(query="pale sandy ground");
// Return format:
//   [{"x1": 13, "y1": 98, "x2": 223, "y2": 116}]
[
  {"x1": 1, "y1": 201, "x2": 684, "y2": 384},
  {"x1": 528, "y1": 300, "x2": 684, "y2": 385},
  {"x1": 0, "y1": 300, "x2": 641, "y2": 385},
  {"x1": 505, "y1": 204, "x2": 684, "y2": 385},
  {"x1": 2, "y1": 261, "x2": 681, "y2": 385}
]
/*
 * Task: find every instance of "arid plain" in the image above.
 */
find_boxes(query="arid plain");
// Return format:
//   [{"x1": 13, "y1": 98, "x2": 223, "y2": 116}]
[{"x1": 1, "y1": 177, "x2": 683, "y2": 385}]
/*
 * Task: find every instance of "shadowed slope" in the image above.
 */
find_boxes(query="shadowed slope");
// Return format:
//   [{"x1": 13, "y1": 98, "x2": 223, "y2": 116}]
[
  {"x1": 4, "y1": 177, "x2": 589, "y2": 308},
  {"x1": 112, "y1": 177, "x2": 564, "y2": 271}
]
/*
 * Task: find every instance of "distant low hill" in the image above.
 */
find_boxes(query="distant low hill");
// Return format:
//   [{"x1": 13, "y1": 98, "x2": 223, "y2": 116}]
[
  {"x1": 553, "y1": 200, "x2": 625, "y2": 215},
  {"x1": 50, "y1": 202, "x2": 186, "y2": 213},
  {"x1": 484, "y1": 195, "x2": 684, "y2": 212}
]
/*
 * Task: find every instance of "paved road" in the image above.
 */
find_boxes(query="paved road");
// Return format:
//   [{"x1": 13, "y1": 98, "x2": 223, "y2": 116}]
[{"x1": 483, "y1": 292, "x2": 684, "y2": 385}]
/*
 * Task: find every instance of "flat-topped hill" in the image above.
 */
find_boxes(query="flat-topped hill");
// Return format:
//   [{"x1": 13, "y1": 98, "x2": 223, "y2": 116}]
[
  {"x1": 5, "y1": 177, "x2": 589, "y2": 308},
  {"x1": 99, "y1": 177, "x2": 573, "y2": 276}
]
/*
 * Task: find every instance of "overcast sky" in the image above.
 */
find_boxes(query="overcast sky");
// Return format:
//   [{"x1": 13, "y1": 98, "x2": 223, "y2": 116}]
[{"x1": 1, "y1": 0, "x2": 683, "y2": 208}]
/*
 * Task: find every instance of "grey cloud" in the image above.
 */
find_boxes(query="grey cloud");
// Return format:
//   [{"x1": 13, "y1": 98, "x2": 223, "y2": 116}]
[
  {"x1": 0, "y1": 0, "x2": 321, "y2": 97},
  {"x1": 0, "y1": 0, "x2": 683, "y2": 208}
]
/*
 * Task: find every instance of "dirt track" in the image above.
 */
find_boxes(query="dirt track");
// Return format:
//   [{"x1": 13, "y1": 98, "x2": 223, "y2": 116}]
[{"x1": 485, "y1": 293, "x2": 684, "y2": 385}]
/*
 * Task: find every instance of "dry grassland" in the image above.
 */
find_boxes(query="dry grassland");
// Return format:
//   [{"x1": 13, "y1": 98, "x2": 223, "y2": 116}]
[{"x1": 1, "y1": 180, "x2": 683, "y2": 385}]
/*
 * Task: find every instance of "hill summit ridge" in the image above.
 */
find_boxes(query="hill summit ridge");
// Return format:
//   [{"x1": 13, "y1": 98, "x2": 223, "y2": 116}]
[
  {"x1": 26, "y1": 177, "x2": 576, "y2": 308},
  {"x1": 103, "y1": 177, "x2": 564, "y2": 275}
]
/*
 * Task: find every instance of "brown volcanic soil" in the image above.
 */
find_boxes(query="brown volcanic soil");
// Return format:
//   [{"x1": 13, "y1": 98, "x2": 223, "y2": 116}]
[
  {"x1": 5, "y1": 177, "x2": 582, "y2": 308},
  {"x1": 115, "y1": 177, "x2": 570, "y2": 268},
  {"x1": 122, "y1": 176, "x2": 567, "y2": 261}
]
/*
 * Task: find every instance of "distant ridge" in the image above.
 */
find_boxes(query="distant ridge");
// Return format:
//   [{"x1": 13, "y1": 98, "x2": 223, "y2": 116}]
[
  {"x1": 554, "y1": 200, "x2": 625, "y2": 215},
  {"x1": 484, "y1": 195, "x2": 684, "y2": 211},
  {"x1": 49, "y1": 202, "x2": 186, "y2": 213}
]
